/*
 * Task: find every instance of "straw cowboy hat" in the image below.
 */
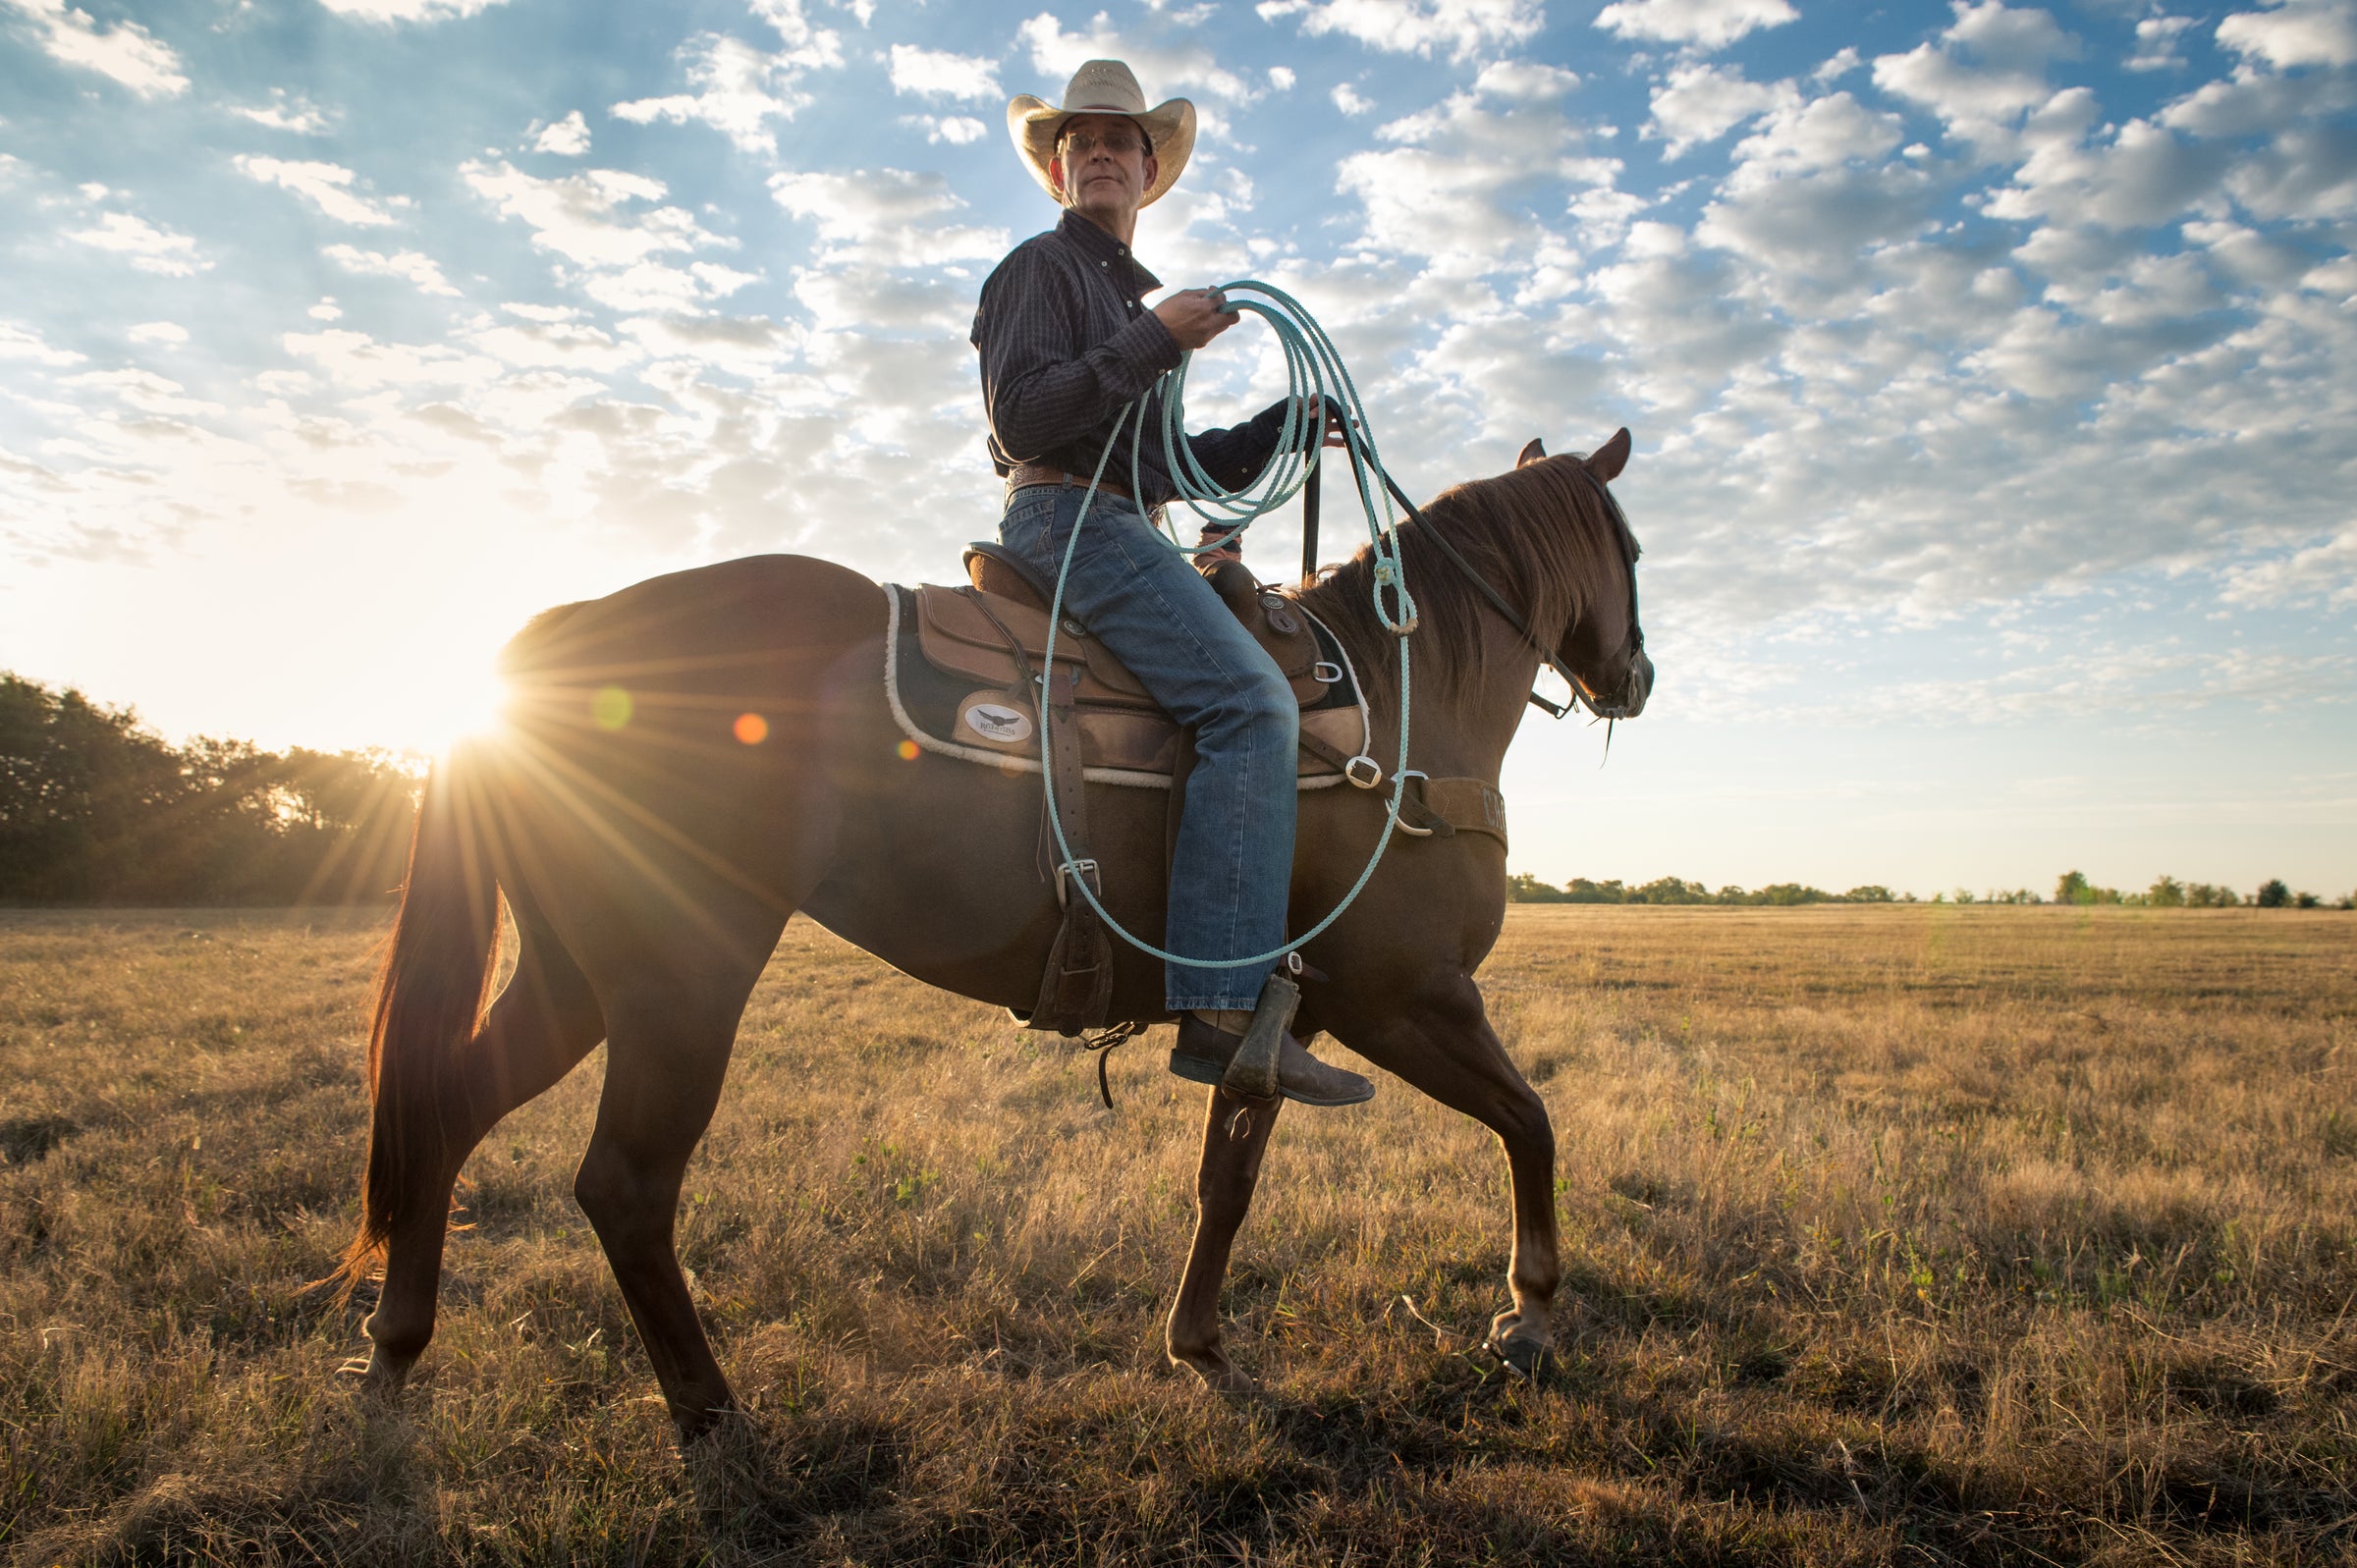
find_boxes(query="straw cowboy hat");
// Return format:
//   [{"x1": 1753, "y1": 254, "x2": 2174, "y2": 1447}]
[{"x1": 1007, "y1": 59, "x2": 1196, "y2": 207}]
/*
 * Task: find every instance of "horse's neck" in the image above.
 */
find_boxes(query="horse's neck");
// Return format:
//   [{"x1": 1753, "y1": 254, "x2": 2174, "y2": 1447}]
[{"x1": 1395, "y1": 613, "x2": 1544, "y2": 783}]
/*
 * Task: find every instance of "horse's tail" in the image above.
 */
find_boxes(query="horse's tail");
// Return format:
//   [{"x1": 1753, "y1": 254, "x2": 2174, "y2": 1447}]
[{"x1": 334, "y1": 741, "x2": 503, "y2": 1295}]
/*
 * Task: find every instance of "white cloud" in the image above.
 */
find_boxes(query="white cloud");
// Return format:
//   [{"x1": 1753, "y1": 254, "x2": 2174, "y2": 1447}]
[
  {"x1": 314, "y1": 0, "x2": 508, "y2": 22},
  {"x1": 612, "y1": 29, "x2": 843, "y2": 156},
  {"x1": 2223, "y1": 524, "x2": 2357, "y2": 608},
  {"x1": 885, "y1": 42, "x2": 999, "y2": 100},
  {"x1": 0, "y1": 322, "x2": 84, "y2": 366},
  {"x1": 1985, "y1": 110, "x2": 2231, "y2": 229},
  {"x1": 619, "y1": 313, "x2": 803, "y2": 375},
  {"x1": 1874, "y1": 2, "x2": 2083, "y2": 153},
  {"x1": 323, "y1": 243, "x2": 463, "y2": 297},
  {"x1": 2217, "y1": 0, "x2": 2357, "y2": 69},
  {"x1": 62, "y1": 367, "x2": 221, "y2": 417},
  {"x1": 768, "y1": 168, "x2": 1009, "y2": 266},
  {"x1": 279, "y1": 327, "x2": 500, "y2": 391},
  {"x1": 232, "y1": 90, "x2": 333, "y2": 135},
  {"x1": 470, "y1": 318, "x2": 641, "y2": 373},
  {"x1": 2127, "y1": 14, "x2": 2196, "y2": 72},
  {"x1": 2225, "y1": 123, "x2": 2357, "y2": 220},
  {"x1": 1253, "y1": 0, "x2": 1544, "y2": 60},
  {"x1": 1, "y1": 0, "x2": 188, "y2": 97},
  {"x1": 1694, "y1": 93, "x2": 1935, "y2": 278},
  {"x1": 1267, "y1": 66, "x2": 1295, "y2": 89},
  {"x1": 462, "y1": 160, "x2": 765, "y2": 314},
  {"x1": 464, "y1": 161, "x2": 721, "y2": 269},
  {"x1": 904, "y1": 114, "x2": 986, "y2": 143},
  {"x1": 233, "y1": 156, "x2": 408, "y2": 227},
  {"x1": 1337, "y1": 62, "x2": 1605, "y2": 276},
  {"x1": 530, "y1": 110, "x2": 591, "y2": 156},
  {"x1": 127, "y1": 321, "x2": 190, "y2": 346},
  {"x1": 1593, "y1": 0, "x2": 1798, "y2": 51},
  {"x1": 1016, "y1": 12, "x2": 1255, "y2": 101},
  {"x1": 1332, "y1": 82, "x2": 1373, "y2": 115},
  {"x1": 66, "y1": 212, "x2": 208, "y2": 276},
  {"x1": 1645, "y1": 62, "x2": 1792, "y2": 157}
]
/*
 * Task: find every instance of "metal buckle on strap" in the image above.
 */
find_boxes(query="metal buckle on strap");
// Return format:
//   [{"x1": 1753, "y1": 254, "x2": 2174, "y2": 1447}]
[
  {"x1": 1312, "y1": 661, "x2": 1343, "y2": 684},
  {"x1": 1392, "y1": 770, "x2": 1435, "y2": 838},
  {"x1": 1055, "y1": 858, "x2": 1101, "y2": 908},
  {"x1": 1343, "y1": 754, "x2": 1382, "y2": 789}
]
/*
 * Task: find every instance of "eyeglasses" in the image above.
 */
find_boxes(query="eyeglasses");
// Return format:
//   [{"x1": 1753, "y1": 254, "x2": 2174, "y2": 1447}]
[{"x1": 1059, "y1": 129, "x2": 1145, "y2": 159}]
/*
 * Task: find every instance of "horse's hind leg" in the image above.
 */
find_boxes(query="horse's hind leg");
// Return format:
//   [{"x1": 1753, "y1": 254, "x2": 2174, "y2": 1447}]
[
  {"x1": 1337, "y1": 978, "x2": 1561, "y2": 1372},
  {"x1": 1166, "y1": 1086, "x2": 1284, "y2": 1394},
  {"x1": 571, "y1": 955, "x2": 775, "y2": 1439},
  {"x1": 363, "y1": 922, "x2": 605, "y2": 1389}
]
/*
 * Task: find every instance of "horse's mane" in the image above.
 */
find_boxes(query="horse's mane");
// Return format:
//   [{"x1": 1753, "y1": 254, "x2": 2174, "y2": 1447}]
[{"x1": 1296, "y1": 454, "x2": 1631, "y2": 708}]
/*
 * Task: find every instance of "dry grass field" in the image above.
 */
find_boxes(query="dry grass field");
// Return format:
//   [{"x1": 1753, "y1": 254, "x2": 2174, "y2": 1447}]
[{"x1": 1, "y1": 904, "x2": 2352, "y2": 1565}]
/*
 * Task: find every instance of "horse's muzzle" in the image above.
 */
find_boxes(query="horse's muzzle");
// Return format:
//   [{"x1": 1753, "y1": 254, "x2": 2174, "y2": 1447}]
[{"x1": 1587, "y1": 649, "x2": 1652, "y2": 721}]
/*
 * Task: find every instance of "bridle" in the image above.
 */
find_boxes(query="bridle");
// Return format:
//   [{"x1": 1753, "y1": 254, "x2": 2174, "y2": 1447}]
[{"x1": 1323, "y1": 446, "x2": 1645, "y2": 723}]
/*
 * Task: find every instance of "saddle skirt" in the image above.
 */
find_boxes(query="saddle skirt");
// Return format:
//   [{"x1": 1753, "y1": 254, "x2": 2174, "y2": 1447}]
[{"x1": 883, "y1": 549, "x2": 1370, "y2": 787}]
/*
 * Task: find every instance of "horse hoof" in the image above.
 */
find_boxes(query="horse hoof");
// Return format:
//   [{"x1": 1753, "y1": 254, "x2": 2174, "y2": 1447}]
[
  {"x1": 1170, "y1": 1348, "x2": 1257, "y2": 1397},
  {"x1": 1484, "y1": 1333, "x2": 1550, "y2": 1379}
]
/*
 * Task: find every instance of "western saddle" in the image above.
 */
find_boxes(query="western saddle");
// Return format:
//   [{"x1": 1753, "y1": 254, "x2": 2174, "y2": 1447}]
[{"x1": 884, "y1": 543, "x2": 1507, "y2": 1036}]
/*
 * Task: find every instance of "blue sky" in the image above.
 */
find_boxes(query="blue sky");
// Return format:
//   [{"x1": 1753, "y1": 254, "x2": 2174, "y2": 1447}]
[{"x1": 2, "y1": 0, "x2": 2352, "y2": 898}]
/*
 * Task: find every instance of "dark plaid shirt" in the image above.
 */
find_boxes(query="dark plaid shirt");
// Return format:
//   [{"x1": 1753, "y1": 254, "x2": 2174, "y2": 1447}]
[{"x1": 972, "y1": 210, "x2": 1288, "y2": 509}]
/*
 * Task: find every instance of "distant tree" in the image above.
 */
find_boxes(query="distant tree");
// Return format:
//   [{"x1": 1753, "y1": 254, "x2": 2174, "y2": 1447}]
[
  {"x1": 2255, "y1": 879, "x2": 2290, "y2": 908},
  {"x1": 2056, "y1": 869, "x2": 2091, "y2": 905},
  {"x1": 2294, "y1": 892, "x2": 2321, "y2": 909},
  {"x1": 1505, "y1": 872, "x2": 1570, "y2": 903},
  {"x1": 0, "y1": 672, "x2": 418, "y2": 905},
  {"x1": 1843, "y1": 885, "x2": 1894, "y2": 903},
  {"x1": 1631, "y1": 876, "x2": 1714, "y2": 905},
  {"x1": 1563, "y1": 878, "x2": 1627, "y2": 903},
  {"x1": 2147, "y1": 875, "x2": 2185, "y2": 908},
  {"x1": 2185, "y1": 883, "x2": 2237, "y2": 908}
]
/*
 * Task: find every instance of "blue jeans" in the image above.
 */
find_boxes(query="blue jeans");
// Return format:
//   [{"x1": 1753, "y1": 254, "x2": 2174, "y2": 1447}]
[{"x1": 1001, "y1": 485, "x2": 1297, "y2": 1011}]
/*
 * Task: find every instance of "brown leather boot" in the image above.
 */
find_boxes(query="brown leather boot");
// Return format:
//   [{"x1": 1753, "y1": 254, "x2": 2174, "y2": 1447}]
[{"x1": 1169, "y1": 1014, "x2": 1376, "y2": 1107}]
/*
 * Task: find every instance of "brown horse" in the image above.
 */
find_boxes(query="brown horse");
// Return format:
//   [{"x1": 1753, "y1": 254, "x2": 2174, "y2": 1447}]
[{"x1": 343, "y1": 431, "x2": 1651, "y2": 1438}]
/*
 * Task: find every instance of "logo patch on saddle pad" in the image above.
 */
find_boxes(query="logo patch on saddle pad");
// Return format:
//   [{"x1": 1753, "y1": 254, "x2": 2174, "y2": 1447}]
[{"x1": 959, "y1": 696, "x2": 1035, "y2": 745}]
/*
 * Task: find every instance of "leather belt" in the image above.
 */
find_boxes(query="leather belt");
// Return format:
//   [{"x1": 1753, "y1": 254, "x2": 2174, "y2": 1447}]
[{"x1": 1005, "y1": 461, "x2": 1133, "y2": 502}]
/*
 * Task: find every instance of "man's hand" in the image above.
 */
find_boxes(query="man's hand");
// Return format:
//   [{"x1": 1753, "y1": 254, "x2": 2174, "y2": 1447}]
[
  {"x1": 1287, "y1": 394, "x2": 1353, "y2": 451},
  {"x1": 1155, "y1": 288, "x2": 1241, "y2": 351}
]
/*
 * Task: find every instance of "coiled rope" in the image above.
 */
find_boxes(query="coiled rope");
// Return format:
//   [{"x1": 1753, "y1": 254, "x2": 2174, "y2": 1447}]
[{"x1": 1034, "y1": 280, "x2": 1419, "y2": 970}]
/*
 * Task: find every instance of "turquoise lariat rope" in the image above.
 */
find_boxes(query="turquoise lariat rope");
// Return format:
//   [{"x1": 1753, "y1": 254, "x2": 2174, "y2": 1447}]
[{"x1": 1033, "y1": 280, "x2": 1420, "y2": 971}]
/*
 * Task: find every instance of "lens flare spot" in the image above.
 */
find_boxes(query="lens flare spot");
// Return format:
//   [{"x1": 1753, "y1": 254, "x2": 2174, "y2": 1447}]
[
  {"x1": 896, "y1": 738, "x2": 920, "y2": 761},
  {"x1": 592, "y1": 686, "x2": 633, "y2": 730},
  {"x1": 734, "y1": 712, "x2": 769, "y2": 745}
]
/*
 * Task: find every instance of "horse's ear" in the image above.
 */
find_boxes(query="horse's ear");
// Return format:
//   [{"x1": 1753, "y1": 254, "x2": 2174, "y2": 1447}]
[
  {"x1": 1586, "y1": 428, "x2": 1631, "y2": 482},
  {"x1": 1516, "y1": 438, "x2": 1546, "y2": 467}
]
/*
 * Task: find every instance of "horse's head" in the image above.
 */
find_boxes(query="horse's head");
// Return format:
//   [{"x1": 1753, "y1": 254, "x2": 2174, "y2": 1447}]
[{"x1": 1517, "y1": 429, "x2": 1652, "y2": 721}]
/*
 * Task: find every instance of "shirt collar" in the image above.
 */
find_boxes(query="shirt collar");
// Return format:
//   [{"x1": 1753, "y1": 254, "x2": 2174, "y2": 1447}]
[{"x1": 1059, "y1": 209, "x2": 1162, "y2": 296}]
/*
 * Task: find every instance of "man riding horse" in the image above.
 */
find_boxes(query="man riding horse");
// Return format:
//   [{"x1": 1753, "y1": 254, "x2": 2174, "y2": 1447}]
[{"x1": 972, "y1": 60, "x2": 1373, "y2": 1108}]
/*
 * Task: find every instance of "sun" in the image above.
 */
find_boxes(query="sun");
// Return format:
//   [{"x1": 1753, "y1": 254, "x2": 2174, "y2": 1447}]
[{"x1": 379, "y1": 642, "x2": 515, "y2": 759}]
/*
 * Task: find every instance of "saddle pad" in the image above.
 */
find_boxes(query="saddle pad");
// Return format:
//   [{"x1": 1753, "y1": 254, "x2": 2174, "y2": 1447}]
[{"x1": 884, "y1": 584, "x2": 1370, "y2": 789}]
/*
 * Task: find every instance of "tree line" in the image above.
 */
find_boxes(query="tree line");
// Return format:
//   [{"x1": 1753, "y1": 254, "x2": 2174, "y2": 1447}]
[
  {"x1": 1, "y1": 673, "x2": 419, "y2": 905},
  {"x1": 1507, "y1": 870, "x2": 2351, "y2": 909},
  {"x1": 7, "y1": 669, "x2": 2344, "y2": 912}
]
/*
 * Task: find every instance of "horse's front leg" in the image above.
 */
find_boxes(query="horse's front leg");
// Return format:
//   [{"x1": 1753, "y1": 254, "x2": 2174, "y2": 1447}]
[
  {"x1": 1336, "y1": 976, "x2": 1562, "y2": 1372},
  {"x1": 1166, "y1": 1084, "x2": 1284, "y2": 1393}
]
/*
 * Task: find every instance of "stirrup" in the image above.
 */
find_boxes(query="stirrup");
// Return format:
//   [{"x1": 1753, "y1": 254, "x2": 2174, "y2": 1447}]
[{"x1": 1221, "y1": 971, "x2": 1302, "y2": 1101}]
